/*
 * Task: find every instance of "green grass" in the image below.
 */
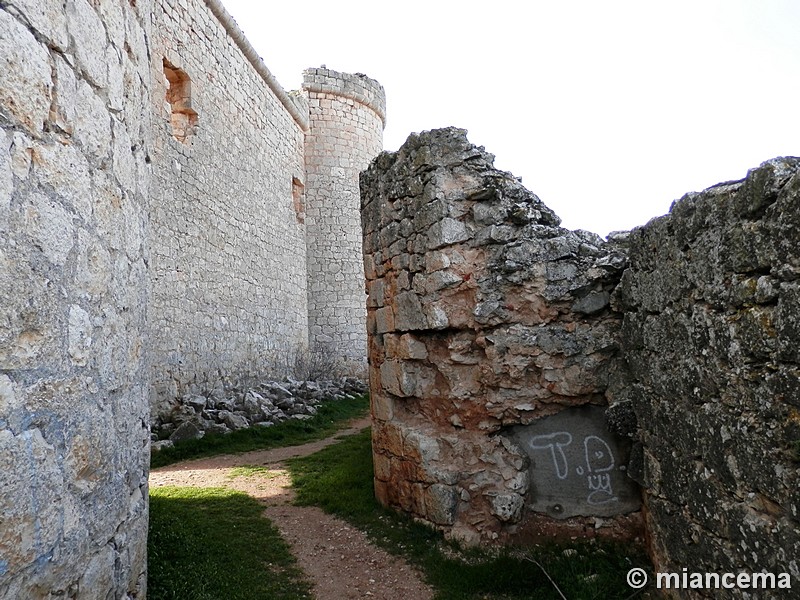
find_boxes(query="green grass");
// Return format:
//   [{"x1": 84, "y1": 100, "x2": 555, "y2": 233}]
[
  {"x1": 288, "y1": 428, "x2": 651, "y2": 600},
  {"x1": 148, "y1": 486, "x2": 312, "y2": 600},
  {"x1": 227, "y1": 464, "x2": 282, "y2": 479},
  {"x1": 150, "y1": 394, "x2": 369, "y2": 468}
]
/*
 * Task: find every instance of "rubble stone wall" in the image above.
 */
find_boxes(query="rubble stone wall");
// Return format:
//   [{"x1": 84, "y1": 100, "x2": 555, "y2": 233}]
[
  {"x1": 0, "y1": 0, "x2": 152, "y2": 597},
  {"x1": 362, "y1": 127, "x2": 800, "y2": 580},
  {"x1": 304, "y1": 68, "x2": 386, "y2": 370},
  {"x1": 617, "y1": 158, "x2": 800, "y2": 590},
  {"x1": 361, "y1": 128, "x2": 640, "y2": 544},
  {"x1": 148, "y1": 0, "x2": 309, "y2": 412}
]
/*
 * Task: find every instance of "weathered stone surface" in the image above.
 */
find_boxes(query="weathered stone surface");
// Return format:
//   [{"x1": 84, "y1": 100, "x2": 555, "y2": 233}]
[
  {"x1": 0, "y1": 130, "x2": 11, "y2": 214},
  {"x1": 1, "y1": 2, "x2": 150, "y2": 598},
  {"x1": 66, "y1": 0, "x2": 109, "y2": 88},
  {"x1": 148, "y1": 15, "x2": 384, "y2": 409},
  {"x1": 73, "y1": 81, "x2": 112, "y2": 160},
  {"x1": 617, "y1": 156, "x2": 800, "y2": 591},
  {"x1": 7, "y1": 0, "x2": 70, "y2": 50},
  {"x1": 0, "y1": 10, "x2": 52, "y2": 135},
  {"x1": 362, "y1": 128, "x2": 637, "y2": 544}
]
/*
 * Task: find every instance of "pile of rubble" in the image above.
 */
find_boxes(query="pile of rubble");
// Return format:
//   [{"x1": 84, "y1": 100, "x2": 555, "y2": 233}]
[{"x1": 151, "y1": 377, "x2": 367, "y2": 450}]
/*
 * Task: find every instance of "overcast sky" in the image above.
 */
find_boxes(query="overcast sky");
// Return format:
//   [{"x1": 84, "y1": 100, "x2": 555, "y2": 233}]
[{"x1": 222, "y1": 0, "x2": 800, "y2": 237}]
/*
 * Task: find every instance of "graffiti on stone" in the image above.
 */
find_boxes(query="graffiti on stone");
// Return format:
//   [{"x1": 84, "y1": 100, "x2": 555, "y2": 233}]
[{"x1": 508, "y1": 405, "x2": 641, "y2": 519}]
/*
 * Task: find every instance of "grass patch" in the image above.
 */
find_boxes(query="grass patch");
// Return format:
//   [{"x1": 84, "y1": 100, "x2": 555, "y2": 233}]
[
  {"x1": 227, "y1": 464, "x2": 282, "y2": 479},
  {"x1": 150, "y1": 394, "x2": 369, "y2": 468},
  {"x1": 148, "y1": 486, "x2": 312, "y2": 600},
  {"x1": 288, "y1": 428, "x2": 651, "y2": 600}
]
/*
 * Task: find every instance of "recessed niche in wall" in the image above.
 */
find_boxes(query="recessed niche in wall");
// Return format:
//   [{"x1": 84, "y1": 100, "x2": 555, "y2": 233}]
[
  {"x1": 292, "y1": 176, "x2": 305, "y2": 224},
  {"x1": 163, "y1": 59, "x2": 198, "y2": 143}
]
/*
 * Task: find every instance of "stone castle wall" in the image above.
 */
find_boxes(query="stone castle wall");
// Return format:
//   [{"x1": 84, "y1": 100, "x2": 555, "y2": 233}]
[
  {"x1": 617, "y1": 158, "x2": 800, "y2": 593},
  {"x1": 362, "y1": 128, "x2": 800, "y2": 583},
  {"x1": 148, "y1": 0, "x2": 310, "y2": 411},
  {"x1": 304, "y1": 68, "x2": 385, "y2": 368},
  {"x1": 1, "y1": 0, "x2": 385, "y2": 594},
  {"x1": 0, "y1": 1, "x2": 151, "y2": 597}
]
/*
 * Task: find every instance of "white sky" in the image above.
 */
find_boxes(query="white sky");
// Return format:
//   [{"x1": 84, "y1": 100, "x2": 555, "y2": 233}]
[{"x1": 222, "y1": 0, "x2": 800, "y2": 237}]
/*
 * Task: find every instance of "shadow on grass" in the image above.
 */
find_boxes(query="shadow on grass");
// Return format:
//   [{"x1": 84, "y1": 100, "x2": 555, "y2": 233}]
[
  {"x1": 150, "y1": 394, "x2": 369, "y2": 468},
  {"x1": 287, "y1": 428, "x2": 652, "y2": 600},
  {"x1": 148, "y1": 486, "x2": 312, "y2": 600}
]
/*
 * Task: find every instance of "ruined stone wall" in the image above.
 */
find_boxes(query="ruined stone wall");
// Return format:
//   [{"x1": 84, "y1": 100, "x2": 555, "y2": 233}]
[
  {"x1": 617, "y1": 158, "x2": 800, "y2": 590},
  {"x1": 361, "y1": 128, "x2": 640, "y2": 544},
  {"x1": 148, "y1": 0, "x2": 310, "y2": 412},
  {"x1": 304, "y1": 68, "x2": 385, "y2": 370},
  {"x1": 363, "y1": 127, "x2": 800, "y2": 583},
  {"x1": 0, "y1": 0, "x2": 151, "y2": 596}
]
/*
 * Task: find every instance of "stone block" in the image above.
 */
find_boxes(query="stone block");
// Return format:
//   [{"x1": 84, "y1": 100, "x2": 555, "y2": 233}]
[
  {"x1": 371, "y1": 392, "x2": 394, "y2": 421},
  {"x1": 169, "y1": 421, "x2": 203, "y2": 443},
  {"x1": 52, "y1": 54, "x2": 78, "y2": 135},
  {"x1": 374, "y1": 306, "x2": 394, "y2": 334},
  {"x1": 422, "y1": 484, "x2": 458, "y2": 525},
  {"x1": 66, "y1": 0, "x2": 109, "y2": 88},
  {"x1": 426, "y1": 217, "x2": 470, "y2": 250},
  {"x1": 27, "y1": 193, "x2": 75, "y2": 266},
  {"x1": 10, "y1": 0, "x2": 70, "y2": 50},
  {"x1": 572, "y1": 290, "x2": 610, "y2": 315},
  {"x1": 0, "y1": 11, "x2": 52, "y2": 135},
  {"x1": 67, "y1": 304, "x2": 92, "y2": 366},
  {"x1": 379, "y1": 359, "x2": 417, "y2": 398},
  {"x1": 73, "y1": 81, "x2": 112, "y2": 160},
  {"x1": 385, "y1": 333, "x2": 428, "y2": 360},
  {"x1": 32, "y1": 143, "x2": 93, "y2": 220},
  {"x1": 488, "y1": 492, "x2": 524, "y2": 523},
  {"x1": 393, "y1": 291, "x2": 427, "y2": 331}
]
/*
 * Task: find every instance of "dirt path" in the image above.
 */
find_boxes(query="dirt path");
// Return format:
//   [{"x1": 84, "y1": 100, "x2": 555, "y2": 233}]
[{"x1": 149, "y1": 418, "x2": 434, "y2": 600}]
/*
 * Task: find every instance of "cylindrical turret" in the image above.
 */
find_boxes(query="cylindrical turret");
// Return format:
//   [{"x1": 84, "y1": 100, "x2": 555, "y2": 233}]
[{"x1": 302, "y1": 68, "x2": 386, "y2": 371}]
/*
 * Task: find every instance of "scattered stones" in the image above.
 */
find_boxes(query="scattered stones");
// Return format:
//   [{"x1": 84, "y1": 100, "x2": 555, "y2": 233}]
[{"x1": 151, "y1": 377, "x2": 367, "y2": 443}]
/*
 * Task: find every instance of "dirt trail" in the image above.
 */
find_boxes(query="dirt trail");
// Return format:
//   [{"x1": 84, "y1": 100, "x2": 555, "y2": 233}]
[{"x1": 149, "y1": 418, "x2": 434, "y2": 600}]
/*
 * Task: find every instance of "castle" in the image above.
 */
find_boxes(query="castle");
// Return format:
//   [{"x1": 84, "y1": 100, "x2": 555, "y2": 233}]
[
  {"x1": 1, "y1": 0, "x2": 382, "y2": 596},
  {"x1": 3, "y1": 0, "x2": 799, "y2": 598}
]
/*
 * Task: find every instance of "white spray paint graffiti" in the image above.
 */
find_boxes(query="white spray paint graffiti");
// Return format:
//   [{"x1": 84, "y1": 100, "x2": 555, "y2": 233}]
[{"x1": 529, "y1": 432, "x2": 619, "y2": 506}]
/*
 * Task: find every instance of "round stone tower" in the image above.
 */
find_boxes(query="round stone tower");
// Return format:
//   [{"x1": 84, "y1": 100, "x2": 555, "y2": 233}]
[{"x1": 302, "y1": 68, "x2": 386, "y2": 371}]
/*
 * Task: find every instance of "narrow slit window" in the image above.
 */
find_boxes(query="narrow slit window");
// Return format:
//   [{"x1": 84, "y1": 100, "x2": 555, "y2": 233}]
[{"x1": 163, "y1": 59, "x2": 198, "y2": 143}]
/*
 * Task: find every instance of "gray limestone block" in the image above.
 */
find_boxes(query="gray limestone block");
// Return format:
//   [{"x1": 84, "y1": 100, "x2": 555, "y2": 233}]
[
  {"x1": 222, "y1": 411, "x2": 250, "y2": 431},
  {"x1": 426, "y1": 218, "x2": 470, "y2": 250},
  {"x1": 169, "y1": 421, "x2": 204, "y2": 443},
  {"x1": 0, "y1": 11, "x2": 52, "y2": 135},
  {"x1": 489, "y1": 492, "x2": 524, "y2": 523},
  {"x1": 393, "y1": 291, "x2": 427, "y2": 331},
  {"x1": 423, "y1": 483, "x2": 458, "y2": 526}
]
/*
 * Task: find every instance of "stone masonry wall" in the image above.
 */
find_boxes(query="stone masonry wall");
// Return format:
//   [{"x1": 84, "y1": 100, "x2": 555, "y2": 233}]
[
  {"x1": 617, "y1": 158, "x2": 800, "y2": 594},
  {"x1": 148, "y1": 0, "x2": 309, "y2": 413},
  {"x1": 0, "y1": 0, "x2": 151, "y2": 597},
  {"x1": 304, "y1": 68, "x2": 385, "y2": 370},
  {"x1": 361, "y1": 128, "x2": 641, "y2": 544}
]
